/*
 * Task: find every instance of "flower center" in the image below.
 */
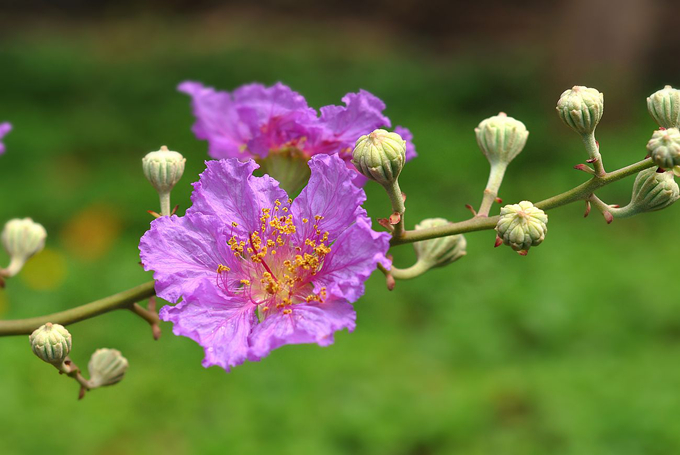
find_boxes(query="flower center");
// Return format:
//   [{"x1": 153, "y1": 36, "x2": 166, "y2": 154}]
[{"x1": 215, "y1": 199, "x2": 331, "y2": 320}]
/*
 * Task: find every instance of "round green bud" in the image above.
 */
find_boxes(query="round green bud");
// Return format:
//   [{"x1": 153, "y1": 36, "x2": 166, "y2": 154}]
[
  {"x1": 142, "y1": 146, "x2": 186, "y2": 194},
  {"x1": 2, "y1": 218, "x2": 47, "y2": 277},
  {"x1": 352, "y1": 129, "x2": 406, "y2": 185},
  {"x1": 628, "y1": 167, "x2": 680, "y2": 213},
  {"x1": 495, "y1": 201, "x2": 548, "y2": 254},
  {"x1": 29, "y1": 323, "x2": 72, "y2": 365},
  {"x1": 556, "y1": 86, "x2": 604, "y2": 135},
  {"x1": 475, "y1": 112, "x2": 529, "y2": 167},
  {"x1": 88, "y1": 348, "x2": 128, "y2": 388},
  {"x1": 647, "y1": 128, "x2": 680, "y2": 170},
  {"x1": 647, "y1": 85, "x2": 680, "y2": 129},
  {"x1": 413, "y1": 218, "x2": 467, "y2": 268}
]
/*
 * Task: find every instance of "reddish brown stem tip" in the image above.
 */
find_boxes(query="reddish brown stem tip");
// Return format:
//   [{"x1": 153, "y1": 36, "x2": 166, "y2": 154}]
[
  {"x1": 465, "y1": 204, "x2": 477, "y2": 216},
  {"x1": 574, "y1": 163, "x2": 595, "y2": 174},
  {"x1": 386, "y1": 274, "x2": 396, "y2": 291},
  {"x1": 378, "y1": 218, "x2": 394, "y2": 232}
]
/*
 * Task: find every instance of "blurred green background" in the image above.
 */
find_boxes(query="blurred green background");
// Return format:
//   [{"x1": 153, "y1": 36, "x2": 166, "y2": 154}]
[{"x1": 2, "y1": 2, "x2": 680, "y2": 454}]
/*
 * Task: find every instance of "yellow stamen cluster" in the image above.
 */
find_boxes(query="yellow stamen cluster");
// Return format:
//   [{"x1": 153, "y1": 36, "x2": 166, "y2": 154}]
[{"x1": 216, "y1": 203, "x2": 334, "y2": 321}]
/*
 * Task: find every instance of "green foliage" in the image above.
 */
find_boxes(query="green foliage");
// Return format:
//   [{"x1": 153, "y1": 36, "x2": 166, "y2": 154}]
[{"x1": 0, "y1": 16, "x2": 678, "y2": 455}]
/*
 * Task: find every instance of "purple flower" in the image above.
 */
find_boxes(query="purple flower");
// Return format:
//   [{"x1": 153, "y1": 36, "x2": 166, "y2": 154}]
[
  {"x1": 0, "y1": 123, "x2": 12, "y2": 155},
  {"x1": 178, "y1": 81, "x2": 416, "y2": 174},
  {"x1": 139, "y1": 154, "x2": 390, "y2": 371}
]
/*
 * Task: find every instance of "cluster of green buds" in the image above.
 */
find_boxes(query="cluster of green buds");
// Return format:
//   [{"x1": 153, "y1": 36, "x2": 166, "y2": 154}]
[
  {"x1": 591, "y1": 168, "x2": 680, "y2": 220},
  {"x1": 29, "y1": 323, "x2": 129, "y2": 398},
  {"x1": 475, "y1": 112, "x2": 529, "y2": 168},
  {"x1": 621, "y1": 168, "x2": 679, "y2": 216},
  {"x1": 352, "y1": 129, "x2": 407, "y2": 235},
  {"x1": 143, "y1": 145, "x2": 186, "y2": 216},
  {"x1": 556, "y1": 86, "x2": 604, "y2": 135},
  {"x1": 647, "y1": 85, "x2": 680, "y2": 129},
  {"x1": 413, "y1": 218, "x2": 467, "y2": 268},
  {"x1": 1, "y1": 218, "x2": 47, "y2": 278},
  {"x1": 647, "y1": 128, "x2": 680, "y2": 172},
  {"x1": 495, "y1": 201, "x2": 548, "y2": 255},
  {"x1": 474, "y1": 112, "x2": 529, "y2": 217},
  {"x1": 29, "y1": 323, "x2": 72, "y2": 365},
  {"x1": 88, "y1": 348, "x2": 129, "y2": 388},
  {"x1": 352, "y1": 129, "x2": 406, "y2": 185}
]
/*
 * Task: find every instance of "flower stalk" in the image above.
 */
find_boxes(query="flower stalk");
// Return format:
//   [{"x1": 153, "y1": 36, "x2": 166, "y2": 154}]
[
  {"x1": 477, "y1": 162, "x2": 508, "y2": 217},
  {"x1": 385, "y1": 180, "x2": 406, "y2": 238},
  {"x1": 56, "y1": 358, "x2": 92, "y2": 400},
  {"x1": 581, "y1": 132, "x2": 606, "y2": 177}
]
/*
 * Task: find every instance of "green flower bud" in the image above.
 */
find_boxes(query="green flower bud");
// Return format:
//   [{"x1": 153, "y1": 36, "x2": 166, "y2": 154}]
[
  {"x1": 627, "y1": 167, "x2": 679, "y2": 214},
  {"x1": 647, "y1": 128, "x2": 680, "y2": 170},
  {"x1": 88, "y1": 348, "x2": 128, "y2": 388},
  {"x1": 2, "y1": 218, "x2": 47, "y2": 277},
  {"x1": 556, "y1": 86, "x2": 604, "y2": 135},
  {"x1": 647, "y1": 85, "x2": 680, "y2": 129},
  {"x1": 475, "y1": 112, "x2": 529, "y2": 166},
  {"x1": 413, "y1": 218, "x2": 467, "y2": 268},
  {"x1": 495, "y1": 201, "x2": 548, "y2": 254},
  {"x1": 352, "y1": 129, "x2": 406, "y2": 185},
  {"x1": 142, "y1": 146, "x2": 186, "y2": 194},
  {"x1": 29, "y1": 323, "x2": 71, "y2": 365}
]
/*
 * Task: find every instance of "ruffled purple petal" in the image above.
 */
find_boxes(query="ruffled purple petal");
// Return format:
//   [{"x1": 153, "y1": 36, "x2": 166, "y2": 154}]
[
  {"x1": 248, "y1": 298, "x2": 356, "y2": 360},
  {"x1": 139, "y1": 213, "x2": 232, "y2": 303},
  {"x1": 178, "y1": 81, "x2": 252, "y2": 159},
  {"x1": 234, "y1": 83, "x2": 317, "y2": 157},
  {"x1": 0, "y1": 122, "x2": 11, "y2": 155},
  {"x1": 314, "y1": 217, "x2": 390, "y2": 302},
  {"x1": 234, "y1": 82, "x2": 314, "y2": 127},
  {"x1": 189, "y1": 159, "x2": 288, "y2": 234},
  {"x1": 394, "y1": 125, "x2": 417, "y2": 161},
  {"x1": 291, "y1": 154, "x2": 366, "y2": 243},
  {"x1": 160, "y1": 281, "x2": 257, "y2": 371},
  {"x1": 318, "y1": 90, "x2": 391, "y2": 144}
]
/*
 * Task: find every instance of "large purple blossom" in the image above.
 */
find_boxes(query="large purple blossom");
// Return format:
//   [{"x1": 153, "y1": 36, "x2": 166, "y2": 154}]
[
  {"x1": 0, "y1": 123, "x2": 11, "y2": 155},
  {"x1": 178, "y1": 81, "x2": 417, "y2": 170},
  {"x1": 139, "y1": 154, "x2": 390, "y2": 371}
]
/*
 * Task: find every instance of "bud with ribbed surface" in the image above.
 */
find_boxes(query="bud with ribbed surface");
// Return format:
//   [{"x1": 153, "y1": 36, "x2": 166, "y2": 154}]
[
  {"x1": 613, "y1": 168, "x2": 680, "y2": 217},
  {"x1": 143, "y1": 145, "x2": 186, "y2": 216},
  {"x1": 495, "y1": 201, "x2": 548, "y2": 255},
  {"x1": 1, "y1": 218, "x2": 47, "y2": 277},
  {"x1": 647, "y1": 128, "x2": 680, "y2": 170},
  {"x1": 556, "y1": 86, "x2": 604, "y2": 135},
  {"x1": 143, "y1": 146, "x2": 186, "y2": 193},
  {"x1": 88, "y1": 348, "x2": 128, "y2": 388},
  {"x1": 352, "y1": 129, "x2": 406, "y2": 186},
  {"x1": 29, "y1": 323, "x2": 71, "y2": 365},
  {"x1": 647, "y1": 85, "x2": 680, "y2": 129},
  {"x1": 413, "y1": 218, "x2": 467, "y2": 269},
  {"x1": 475, "y1": 112, "x2": 529, "y2": 167}
]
